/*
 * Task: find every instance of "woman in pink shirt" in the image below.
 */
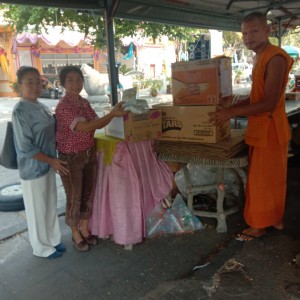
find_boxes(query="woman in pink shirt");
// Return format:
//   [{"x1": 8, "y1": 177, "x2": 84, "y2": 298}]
[{"x1": 55, "y1": 66, "x2": 126, "y2": 252}]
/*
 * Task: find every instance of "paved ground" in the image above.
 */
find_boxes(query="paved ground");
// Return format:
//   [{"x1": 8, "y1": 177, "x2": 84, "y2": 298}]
[
  {"x1": 0, "y1": 159, "x2": 299, "y2": 300},
  {"x1": 0, "y1": 95, "x2": 300, "y2": 299}
]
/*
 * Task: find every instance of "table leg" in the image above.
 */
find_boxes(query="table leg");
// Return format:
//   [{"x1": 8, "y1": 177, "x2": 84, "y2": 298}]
[
  {"x1": 215, "y1": 168, "x2": 227, "y2": 233},
  {"x1": 182, "y1": 165, "x2": 242, "y2": 233}
]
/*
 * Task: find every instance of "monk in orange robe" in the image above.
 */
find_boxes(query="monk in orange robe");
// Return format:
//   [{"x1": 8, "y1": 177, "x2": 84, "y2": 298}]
[{"x1": 209, "y1": 12, "x2": 294, "y2": 240}]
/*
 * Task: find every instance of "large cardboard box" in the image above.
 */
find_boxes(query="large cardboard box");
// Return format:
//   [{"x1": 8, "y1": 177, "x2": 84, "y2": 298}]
[
  {"x1": 172, "y1": 57, "x2": 232, "y2": 106},
  {"x1": 153, "y1": 103, "x2": 230, "y2": 143},
  {"x1": 105, "y1": 109, "x2": 162, "y2": 142}
]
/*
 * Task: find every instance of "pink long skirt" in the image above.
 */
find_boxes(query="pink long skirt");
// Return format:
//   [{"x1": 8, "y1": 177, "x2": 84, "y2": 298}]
[{"x1": 89, "y1": 139, "x2": 173, "y2": 245}]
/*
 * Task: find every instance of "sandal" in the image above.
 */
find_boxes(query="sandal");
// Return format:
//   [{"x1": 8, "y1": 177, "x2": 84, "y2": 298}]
[
  {"x1": 235, "y1": 232, "x2": 257, "y2": 242},
  {"x1": 72, "y1": 237, "x2": 90, "y2": 252},
  {"x1": 235, "y1": 227, "x2": 266, "y2": 242},
  {"x1": 82, "y1": 234, "x2": 98, "y2": 246},
  {"x1": 79, "y1": 229, "x2": 98, "y2": 246}
]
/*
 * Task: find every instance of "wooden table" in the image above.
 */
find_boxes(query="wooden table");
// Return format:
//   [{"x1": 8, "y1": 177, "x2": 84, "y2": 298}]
[{"x1": 154, "y1": 130, "x2": 248, "y2": 233}]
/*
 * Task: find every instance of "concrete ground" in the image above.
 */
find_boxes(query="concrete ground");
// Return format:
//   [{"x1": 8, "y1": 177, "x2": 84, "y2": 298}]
[{"x1": 0, "y1": 159, "x2": 299, "y2": 300}]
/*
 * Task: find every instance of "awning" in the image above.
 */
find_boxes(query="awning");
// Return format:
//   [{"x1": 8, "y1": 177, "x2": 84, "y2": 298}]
[
  {"x1": 1, "y1": 0, "x2": 300, "y2": 32},
  {"x1": 282, "y1": 45, "x2": 300, "y2": 60},
  {"x1": 15, "y1": 28, "x2": 86, "y2": 47},
  {"x1": 2, "y1": 0, "x2": 300, "y2": 104}
]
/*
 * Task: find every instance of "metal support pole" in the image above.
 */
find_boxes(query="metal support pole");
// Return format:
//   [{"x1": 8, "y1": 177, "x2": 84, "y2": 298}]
[
  {"x1": 277, "y1": 17, "x2": 282, "y2": 48},
  {"x1": 104, "y1": 0, "x2": 119, "y2": 105}
]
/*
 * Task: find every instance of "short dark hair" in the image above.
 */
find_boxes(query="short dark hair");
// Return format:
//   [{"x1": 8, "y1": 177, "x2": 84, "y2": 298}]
[
  {"x1": 16, "y1": 66, "x2": 40, "y2": 84},
  {"x1": 243, "y1": 12, "x2": 267, "y2": 24},
  {"x1": 59, "y1": 66, "x2": 84, "y2": 87}
]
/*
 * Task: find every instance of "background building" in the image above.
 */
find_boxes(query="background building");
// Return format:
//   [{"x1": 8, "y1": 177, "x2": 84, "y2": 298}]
[{"x1": 0, "y1": 23, "x2": 224, "y2": 98}]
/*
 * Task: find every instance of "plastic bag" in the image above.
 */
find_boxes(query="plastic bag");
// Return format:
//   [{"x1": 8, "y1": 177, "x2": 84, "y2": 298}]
[
  {"x1": 175, "y1": 164, "x2": 243, "y2": 200},
  {"x1": 0, "y1": 121, "x2": 18, "y2": 169},
  {"x1": 171, "y1": 194, "x2": 203, "y2": 231},
  {"x1": 146, "y1": 194, "x2": 203, "y2": 237}
]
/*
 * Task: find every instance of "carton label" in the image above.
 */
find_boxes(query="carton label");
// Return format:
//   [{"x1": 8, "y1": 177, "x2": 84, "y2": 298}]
[
  {"x1": 154, "y1": 104, "x2": 230, "y2": 143},
  {"x1": 171, "y1": 57, "x2": 232, "y2": 105},
  {"x1": 162, "y1": 116, "x2": 217, "y2": 139},
  {"x1": 132, "y1": 114, "x2": 150, "y2": 121},
  {"x1": 106, "y1": 109, "x2": 162, "y2": 142},
  {"x1": 193, "y1": 130, "x2": 213, "y2": 137},
  {"x1": 172, "y1": 67, "x2": 217, "y2": 104},
  {"x1": 162, "y1": 119, "x2": 183, "y2": 131}
]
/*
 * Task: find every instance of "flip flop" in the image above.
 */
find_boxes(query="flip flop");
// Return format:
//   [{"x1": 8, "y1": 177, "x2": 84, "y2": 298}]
[{"x1": 235, "y1": 232, "x2": 257, "y2": 242}]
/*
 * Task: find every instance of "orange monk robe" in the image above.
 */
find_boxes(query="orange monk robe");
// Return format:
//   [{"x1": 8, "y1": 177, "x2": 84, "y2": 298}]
[{"x1": 244, "y1": 44, "x2": 294, "y2": 229}]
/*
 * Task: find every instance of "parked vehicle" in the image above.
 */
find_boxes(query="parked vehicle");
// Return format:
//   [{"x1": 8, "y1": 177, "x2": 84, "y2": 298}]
[
  {"x1": 40, "y1": 76, "x2": 63, "y2": 99},
  {"x1": 40, "y1": 86, "x2": 61, "y2": 99}
]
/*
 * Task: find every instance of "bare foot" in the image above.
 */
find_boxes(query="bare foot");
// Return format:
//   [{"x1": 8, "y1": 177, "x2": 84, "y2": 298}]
[
  {"x1": 71, "y1": 228, "x2": 84, "y2": 244},
  {"x1": 273, "y1": 221, "x2": 284, "y2": 230},
  {"x1": 79, "y1": 219, "x2": 90, "y2": 237},
  {"x1": 236, "y1": 227, "x2": 266, "y2": 241},
  {"x1": 243, "y1": 227, "x2": 266, "y2": 237}
]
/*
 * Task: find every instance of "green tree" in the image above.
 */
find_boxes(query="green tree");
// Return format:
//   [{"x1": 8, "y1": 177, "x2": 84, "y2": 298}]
[
  {"x1": 0, "y1": 4, "x2": 200, "y2": 48},
  {"x1": 281, "y1": 30, "x2": 300, "y2": 48},
  {"x1": 222, "y1": 31, "x2": 242, "y2": 49}
]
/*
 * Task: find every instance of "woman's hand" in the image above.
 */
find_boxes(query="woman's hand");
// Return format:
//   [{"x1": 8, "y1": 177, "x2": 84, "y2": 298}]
[
  {"x1": 51, "y1": 158, "x2": 69, "y2": 176},
  {"x1": 110, "y1": 102, "x2": 127, "y2": 117}
]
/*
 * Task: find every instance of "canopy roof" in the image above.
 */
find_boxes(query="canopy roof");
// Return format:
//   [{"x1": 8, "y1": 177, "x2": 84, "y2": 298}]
[
  {"x1": 2, "y1": 0, "x2": 300, "y2": 104},
  {"x1": 1, "y1": 0, "x2": 300, "y2": 33}
]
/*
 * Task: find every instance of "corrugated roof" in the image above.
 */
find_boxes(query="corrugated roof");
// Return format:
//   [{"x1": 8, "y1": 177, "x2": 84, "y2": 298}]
[
  {"x1": 2, "y1": 0, "x2": 299, "y2": 104},
  {"x1": 1, "y1": 0, "x2": 300, "y2": 32}
]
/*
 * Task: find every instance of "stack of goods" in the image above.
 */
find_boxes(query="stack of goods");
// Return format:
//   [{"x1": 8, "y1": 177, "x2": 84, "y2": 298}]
[
  {"x1": 154, "y1": 56, "x2": 233, "y2": 145},
  {"x1": 154, "y1": 129, "x2": 248, "y2": 164},
  {"x1": 153, "y1": 56, "x2": 248, "y2": 162}
]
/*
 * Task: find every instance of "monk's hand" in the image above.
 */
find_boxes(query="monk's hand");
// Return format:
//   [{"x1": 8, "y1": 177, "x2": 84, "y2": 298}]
[{"x1": 208, "y1": 109, "x2": 231, "y2": 126}]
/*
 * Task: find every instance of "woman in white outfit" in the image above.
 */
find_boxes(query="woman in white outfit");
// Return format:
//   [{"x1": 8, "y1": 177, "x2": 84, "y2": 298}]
[{"x1": 12, "y1": 66, "x2": 69, "y2": 259}]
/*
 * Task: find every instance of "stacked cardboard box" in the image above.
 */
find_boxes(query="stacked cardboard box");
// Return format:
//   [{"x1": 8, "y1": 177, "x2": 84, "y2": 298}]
[
  {"x1": 154, "y1": 129, "x2": 246, "y2": 161},
  {"x1": 105, "y1": 86, "x2": 162, "y2": 142},
  {"x1": 172, "y1": 57, "x2": 232, "y2": 106},
  {"x1": 153, "y1": 103, "x2": 230, "y2": 144},
  {"x1": 105, "y1": 109, "x2": 162, "y2": 142},
  {"x1": 155, "y1": 57, "x2": 232, "y2": 144}
]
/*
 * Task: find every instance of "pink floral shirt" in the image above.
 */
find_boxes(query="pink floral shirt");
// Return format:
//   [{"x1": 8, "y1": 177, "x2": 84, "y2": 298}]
[{"x1": 55, "y1": 94, "x2": 98, "y2": 153}]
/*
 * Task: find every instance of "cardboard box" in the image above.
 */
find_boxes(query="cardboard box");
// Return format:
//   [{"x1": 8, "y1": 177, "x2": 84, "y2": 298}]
[
  {"x1": 153, "y1": 103, "x2": 230, "y2": 143},
  {"x1": 105, "y1": 109, "x2": 162, "y2": 142},
  {"x1": 171, "y1": 57, "x2": 232, "y2": 105},
  {"x1": 285, "y1": 92, "x2": 300, "y2": 101}
]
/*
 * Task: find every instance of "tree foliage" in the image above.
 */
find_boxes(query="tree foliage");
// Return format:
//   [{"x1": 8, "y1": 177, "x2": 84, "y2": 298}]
[
  {"x1": 1, "y1": 3, "x2": 300, "y2": 61},
  {"x1": 0, "y1": 4, "x2": 202, "y2": 48},
  {"x1": 281, "y1": 30, "x2": 300, "y2": 48},
  {"x1": 222, "y1": 31, "x2": 242, "y2": 49}
]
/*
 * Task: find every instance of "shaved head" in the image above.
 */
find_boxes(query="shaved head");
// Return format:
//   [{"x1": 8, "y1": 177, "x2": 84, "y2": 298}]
[
  {"x1": 241, "y1": 11, "x2": 270, "y2": 53},
  {"x1": 243, "y1": 12, "x2": 267, "y2": 26}
]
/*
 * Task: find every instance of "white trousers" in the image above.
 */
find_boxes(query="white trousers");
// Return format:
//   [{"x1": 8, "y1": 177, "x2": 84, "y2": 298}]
[{"x1": 21, "y1": 169, "x2": 61, "y2": 257}]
